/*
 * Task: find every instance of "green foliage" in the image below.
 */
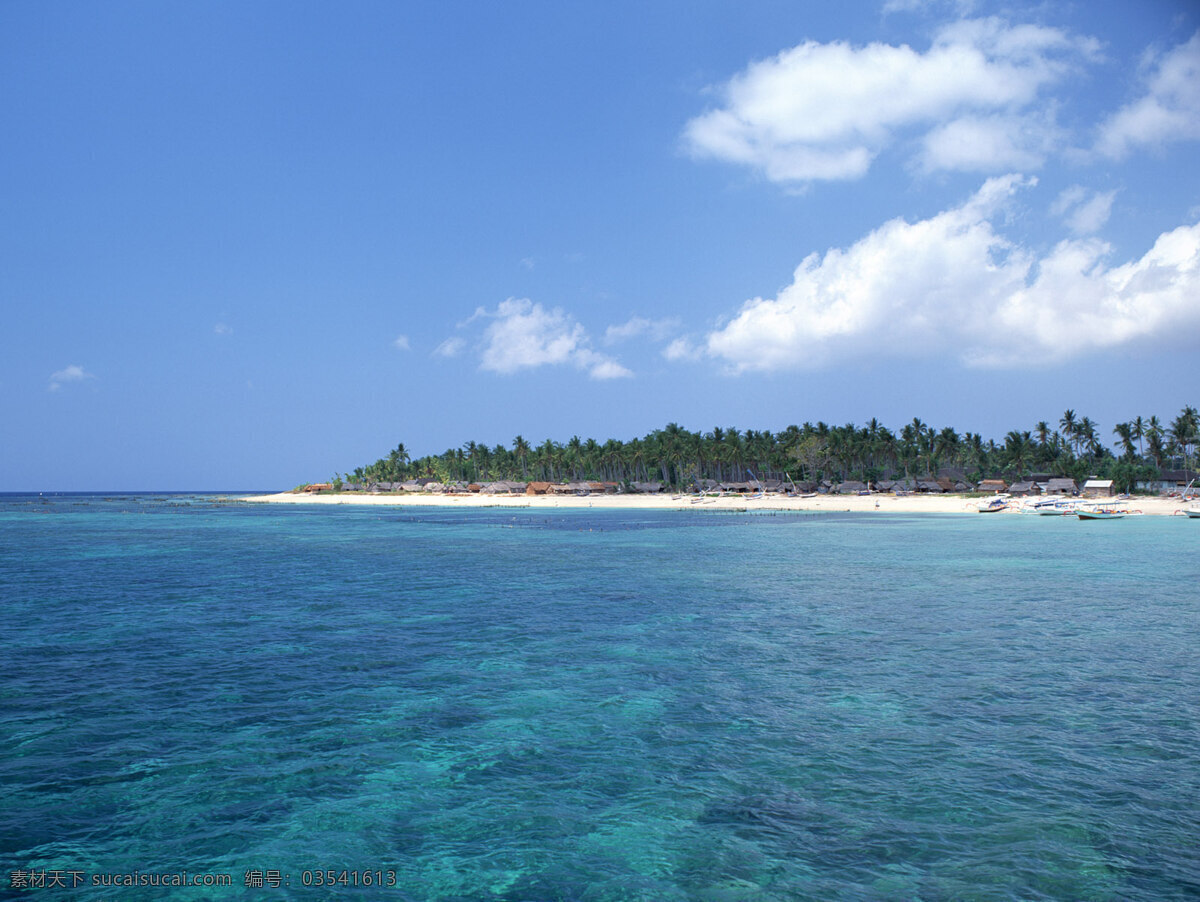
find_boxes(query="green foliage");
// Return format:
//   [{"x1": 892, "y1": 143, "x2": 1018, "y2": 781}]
[{"x1": 337, "y1": 405, "x2": 1196, "y2": 492}]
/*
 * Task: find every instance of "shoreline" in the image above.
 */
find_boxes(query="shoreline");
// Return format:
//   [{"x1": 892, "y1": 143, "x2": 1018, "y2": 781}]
[{"x1": 238, "y1": 491, "x2": 1194, "y2": 517}]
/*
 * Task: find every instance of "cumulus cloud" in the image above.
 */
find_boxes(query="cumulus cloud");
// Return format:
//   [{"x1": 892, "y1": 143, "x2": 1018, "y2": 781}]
[
  {"x1": 393, "y1": 334, "x2": 411, "y2": 351},
  {"x1": 698, "y1": 175, "x2": 1200, "y2": 371},
  {"x1": 476, "y1": 298, "x2": 632, "y2": 379},
  {"x1": 663, "y1": 337, "x2": 704, "y2": 362},
  {"x1": 214, "y1": 323, "x2": 233, "y2": 335},
  {"x1": 49, "y1": 364, "x2": 95, "y2": 391},
  {"x1": 684, "y1": 18, "x2": 1097, "y2": 182},
  {"x1": 1096, "y1": 32, "x2": 1200, "y2": 159},
  {"x1": 1051, "y1": 186, "x2": 1116, "y2": 235}
]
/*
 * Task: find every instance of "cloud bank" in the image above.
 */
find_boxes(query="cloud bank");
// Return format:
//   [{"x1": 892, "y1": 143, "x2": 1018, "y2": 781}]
[
  {"x1": 684, "y1": 18, "x2": 1098, "y2": 183},
  {"x1": 699, "y1": 175, "x2": 1200, "y2": 371}
]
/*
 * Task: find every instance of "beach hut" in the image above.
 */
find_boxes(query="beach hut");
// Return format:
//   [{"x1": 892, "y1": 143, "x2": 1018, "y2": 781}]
[
  {"x1": 917, "y1": 480, "x2": 944, "y2": 493},
  {"x1": 1142, "y1": 469, "x2": 1200, "y2": 495},
  {"x1": 835, "y1": 480, "x2": 869, "y2": 494},
  {"x1": 978, "y1": 479, "x2": 1008, "y2": 494},
  {"x1": 1082, "y1": 479, "x2": 1115, "y2": 497},
  {"x1": 629, "y1": 481, "x2": 666, "y2": 494},
  {"x1": 1045, "y1": 478, "x2": 1077, "y2": 495},
  {"x1": 1008, "y1": 481, "x2": 1038, "y2": 496},
  {"x1": 526, "y1": 481, "x2": 553, "y2": 495},
  {"x1": 482, "y1": 480, "x2": 524, "y2": 494}
]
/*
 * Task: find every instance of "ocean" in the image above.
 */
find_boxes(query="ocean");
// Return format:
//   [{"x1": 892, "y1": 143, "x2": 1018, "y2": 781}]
[{"x1": 1, "y1": 494, "x2": 1197, "y2": 900}]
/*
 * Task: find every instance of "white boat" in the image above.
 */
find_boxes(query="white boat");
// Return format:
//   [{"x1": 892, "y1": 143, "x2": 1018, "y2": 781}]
[
  {"x1": 1076, "y1": 503, "x2": 1140, "y2": 520},
  {"x1": 1021, "y1": 498, "x2": 1074, "y2": 516},
  {"x1": 977, "y1": 494, "x2": 1010, "y2": 513}
]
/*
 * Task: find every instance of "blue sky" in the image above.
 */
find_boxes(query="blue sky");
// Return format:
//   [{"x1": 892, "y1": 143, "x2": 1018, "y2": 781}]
[{"x1": 3, "y1": 0, "x2": 1199, "y2": 490}]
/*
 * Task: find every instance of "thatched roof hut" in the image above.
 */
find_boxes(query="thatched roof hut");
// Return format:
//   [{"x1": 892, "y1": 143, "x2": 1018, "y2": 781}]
[
  {"x1": 629, "y1": 481, "x2": 666, "y2": 494},
  {"x1": 482, "y1": 480, "x2": 525, "y2": 494}
]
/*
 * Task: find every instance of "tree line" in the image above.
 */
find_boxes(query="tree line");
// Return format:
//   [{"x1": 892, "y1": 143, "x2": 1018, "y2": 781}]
[{"x1": 343, "y1": 406, "x2": 1199, "y2": 494}]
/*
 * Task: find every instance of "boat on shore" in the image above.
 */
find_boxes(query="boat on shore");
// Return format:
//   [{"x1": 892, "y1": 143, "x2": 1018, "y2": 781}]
[{"x1": 977, "y1": 495, "x2": 1010, "y2": 513}]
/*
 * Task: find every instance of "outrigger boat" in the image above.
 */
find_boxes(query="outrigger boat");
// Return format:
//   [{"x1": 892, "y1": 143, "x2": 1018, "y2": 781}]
[
  {"x1": 1076, "y1": 502, "x2": 1140, "y2": 520},
  {"x1": 977, "y1": 494, "x2": 1010, "y2": 513},
  {"x1": 1021, "y1": 498, "x2": 1075, "y2": 516}
]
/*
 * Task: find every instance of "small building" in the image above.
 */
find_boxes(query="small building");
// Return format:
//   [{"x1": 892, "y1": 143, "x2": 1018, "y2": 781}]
[
  {"x1": 720, "y1": 481, "x2": 755, "y2": 493},
  {"x1": 1140, "y1": 469, "x2": 1200, "y2": 495},
  {"x1": 1082, "y1": 479, "x2": 1115, "y2": 497},
  {"x1": 629, "y1": 481, "x2": 666, "y2": 494},
  {"x1": 835, "y1": 480, "x2": 869, "y2": 494},
  {"x1": 978, "y1": 479, "x2": 1008, "y2": 494},
  {"x1": 526, "y1": 481, "x2": 553, "y2": 495},
  {"x1": 1008, "y1": 481, "x2": 1038, "y2": 496},
  {"x1": 482, "y1": 480, "x2": 525, "y2": 494},
  {"x1": 303, "y1": 483, "x2": 332, "y2": 493},
  {"x1": 1045, "y1": 478, "x2": 1077, "y2": 495}
]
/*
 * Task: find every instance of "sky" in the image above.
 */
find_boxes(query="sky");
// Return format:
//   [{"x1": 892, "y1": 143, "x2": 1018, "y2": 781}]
[{"x1": 2, "y1": 0, "x2": 1199, "y2": 490}]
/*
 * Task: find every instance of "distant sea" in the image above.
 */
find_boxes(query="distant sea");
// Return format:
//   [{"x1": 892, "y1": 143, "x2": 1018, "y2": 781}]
[{"x1": 2, "y1": 494, "x2": 1197, "y2": 900}]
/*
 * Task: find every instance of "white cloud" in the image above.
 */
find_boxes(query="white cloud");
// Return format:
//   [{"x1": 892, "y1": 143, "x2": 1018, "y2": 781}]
[
  {"x1": 920, "y1": 111, "x2": 1058, "y2": 172},
  {"x1": 603, "y1": 316, "x2": 682, "y2": 344},
  {"x1": 214, "y1": 323, "x2": 233, "y2": 335},
  {"x1": 1051, "y1": 186, "x2": 1116, "y2": 235},
  {"x1": 393, "y1": 334, "x2": 411, "y2": 351},
  {"x1": 1096, "y1": 32, "x2": 1200, "y2": 159},
  {"x1": 663, "y1": 337, "x2": 704, "y2": 362},
  {"x1": 520, "y1": 257, "x2": 536, "y2": 271},
  {"x1": 698, "y1": 175, "x2": 1200, "y2": 371},
  {"x1": 477, "y1": 298, "x2": 631, "y2": 379},
  {"x1": 684, "y1": 18, "x2": 1097, "y2": 182},
  {"x1": 433, "y1": 336, "x2": 465, "y2": 358},
  {"x1": 49, "y1": 364, "x2": 95, "y2": 391}
]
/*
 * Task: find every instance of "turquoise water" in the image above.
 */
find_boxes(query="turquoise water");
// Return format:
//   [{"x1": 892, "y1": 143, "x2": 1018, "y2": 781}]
[{"x1": 1, "y1": 495, "x2": 1197, "y2": 900}]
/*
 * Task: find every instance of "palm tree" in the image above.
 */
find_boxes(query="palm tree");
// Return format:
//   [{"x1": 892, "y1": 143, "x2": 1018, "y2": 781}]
[
  {"x1": 1035, "y1": 421, "x2": 1051, "y2": 449},
  {"x1": 1112, "y1": 422, "x2": 1135, "y2": 459},
  {"x1": 1171, "y1": 405, "x2": 1199, "y2": 470},
  {"x1": 1060, "y1": 409, "x2": 1078, "y2": 456},
  {"x1": 512, "y1": 435, "x2": 531, "y2": 479}
]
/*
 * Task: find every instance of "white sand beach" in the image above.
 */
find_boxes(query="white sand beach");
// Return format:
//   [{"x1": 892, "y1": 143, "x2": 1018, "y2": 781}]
[{"x1": 240, "y1": 491, "x2": 1192, "y2": 516}]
